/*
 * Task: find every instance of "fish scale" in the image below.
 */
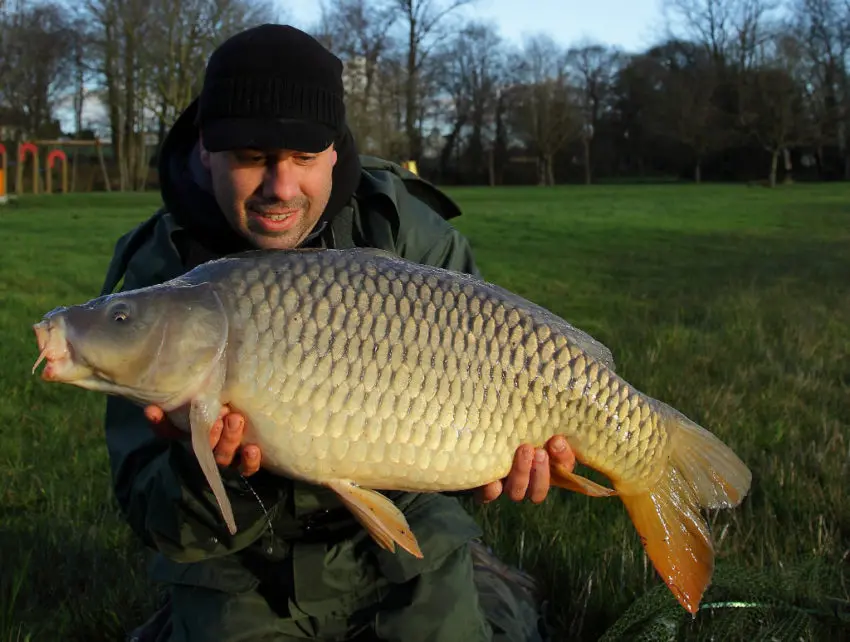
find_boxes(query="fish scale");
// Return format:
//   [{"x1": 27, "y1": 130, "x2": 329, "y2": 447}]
[
  {"x1": 33, "y1": 246, "x2": 751, "y2": 615},
  {"x1": 195, "y1": 249, "x2": 664, "y2": 490}
]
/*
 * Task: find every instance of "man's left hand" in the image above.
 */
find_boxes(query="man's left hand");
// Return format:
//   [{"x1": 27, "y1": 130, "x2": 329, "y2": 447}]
[{"x1": 474, "y1": 436, "x2": 575, "y2": 505}]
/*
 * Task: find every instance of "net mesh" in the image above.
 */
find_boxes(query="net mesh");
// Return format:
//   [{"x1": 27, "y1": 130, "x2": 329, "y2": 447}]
[{"x1": 598, "y1": 560, "x2": 849, "y2": 641}]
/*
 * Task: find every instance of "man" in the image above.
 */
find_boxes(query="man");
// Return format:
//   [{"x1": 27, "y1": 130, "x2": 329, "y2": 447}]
[{"x1": 101, "y1": 23, "x2": 575, "y2": 642}]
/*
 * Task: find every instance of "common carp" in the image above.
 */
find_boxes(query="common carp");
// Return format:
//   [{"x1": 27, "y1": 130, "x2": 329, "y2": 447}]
[{"x1": 32, "y1": 247, "x2": 751, "y2": 614}]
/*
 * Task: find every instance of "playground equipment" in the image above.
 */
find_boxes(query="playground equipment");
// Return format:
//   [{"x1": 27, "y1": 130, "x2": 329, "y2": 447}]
[
  {"x1": 17, "y1": 142, "x2": 38, "y2": 194},
  {"x1": 10, "y1": 139, "x2": 111, "y2": 195},
  {"x1": 46, "y1": 149, "x2": 68, "y2": 194}
]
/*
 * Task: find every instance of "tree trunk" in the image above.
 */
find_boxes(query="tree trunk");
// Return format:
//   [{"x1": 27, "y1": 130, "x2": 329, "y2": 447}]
[
  {"x1": 768, "y1": 148, "x2": 779, "y2": 188},
  {"x1": 582, "y1": 136, "x2": 591, "y2": 185},
  {"x1": 488, "y1": 147, "x2": 495, "y2": 187},
  {"x1": 694, "y1": 159, "x2": 702, "y2": 184},
  {"x1": 405, "y1": 18, "x2": 420, "y2": 163},
  {"x1": 438, "y1": 117, "x2": 465, "y2": 182},
  {"x1": 123, "y1": 25, "x2": 137, "y2": 192},
  {"x1": 492, "y1": 91, "x2": 506, "y2": 186},
  {"x1": 469, "y1": 115, "x2": 484, "y2": 182},
  {"x1": 782, "y1": 148, "x2": 793, "y2": 184},
  {"x1": 103, "y1": 17, "x2": 125, "y2": 191}
]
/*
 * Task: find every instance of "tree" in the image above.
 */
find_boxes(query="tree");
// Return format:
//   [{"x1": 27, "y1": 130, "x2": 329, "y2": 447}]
[
  {"x1": 646, "y1": 39, "x2": 729, "y2": 182},
  {"x1": 314, "y1": 0, "x2": 399, "y2": 154},
  {"x1": 566, "y1": 41, "x2": 621, "y2": 184},
  {"x1": 430, "y1": 20, "x2": 503, "y2": 181},
  {"x1": 0, "y1": 0, "x2": 74, "y2": 139},
  {"x1": 79, "y1": 0, "x2": 277, "y2": 191},
  {"x1": 662, "y1": 0, "x2": 779, "y2": 68},
  {"x1": 390, "y1": 0, "x2": 476, "y2": 163},
  {"x1": 738, "y1": 30, "x2": 813, "y2": 186},
  {"x1": 610, "y1": 53, "x2": 665, "y2": 177},
  {"x1": 790, "y1": 0, "x2": 850, "y2": 178},
  {"x1": 507, "y1": 35, "x2": 582, "y2": 186}
]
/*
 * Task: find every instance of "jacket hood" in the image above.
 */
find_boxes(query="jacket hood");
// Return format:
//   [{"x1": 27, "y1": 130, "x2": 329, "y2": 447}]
[{"x1": 157, "y1": 97, "x2": 362, "y2": 261}]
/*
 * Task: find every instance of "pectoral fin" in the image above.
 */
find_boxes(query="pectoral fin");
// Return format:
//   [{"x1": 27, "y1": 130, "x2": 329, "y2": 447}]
[
  {"x1": 190, "y1": 397, "x2": 237, "y2": 535},
  {"x1": 551, "y1": 463, "x2": 618, "y2": 498},
  {"x1": 326, "y1": 479, "x2": 423, "y2": 559}
]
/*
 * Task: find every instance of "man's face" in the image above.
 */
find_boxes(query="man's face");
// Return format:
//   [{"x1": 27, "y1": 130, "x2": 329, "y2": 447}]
[{"x1": 200, "y1": 139, "x2": 338, "y2": 250}]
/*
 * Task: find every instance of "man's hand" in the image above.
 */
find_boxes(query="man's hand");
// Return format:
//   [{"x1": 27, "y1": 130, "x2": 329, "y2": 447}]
[
  {"x1": 143, "y1": 405, "x2": 262, "y2": 476},
  {"x1": 474, "y1": 435, "x2": 575, "y2": 505}
]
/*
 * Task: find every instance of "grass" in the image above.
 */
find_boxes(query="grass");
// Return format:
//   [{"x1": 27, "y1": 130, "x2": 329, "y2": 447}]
[{"x1": 1, "y1": 184, "x2": 849, "y2": 641}]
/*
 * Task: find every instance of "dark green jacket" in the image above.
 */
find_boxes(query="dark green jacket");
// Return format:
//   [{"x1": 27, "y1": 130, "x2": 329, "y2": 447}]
[{"x1": 100, "y1": 155, "x2": 486, "y2": 618}]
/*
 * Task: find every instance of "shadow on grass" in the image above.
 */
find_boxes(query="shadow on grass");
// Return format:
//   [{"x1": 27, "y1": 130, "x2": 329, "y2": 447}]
[{"x1": 1, "y1": 517, "x2": 159, "y2": 642}]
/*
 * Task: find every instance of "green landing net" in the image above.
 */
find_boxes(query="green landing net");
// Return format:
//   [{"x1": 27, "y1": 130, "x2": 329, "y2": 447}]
[{"x1": 598, "y1": 560, "x2": 849, "y2": 642}]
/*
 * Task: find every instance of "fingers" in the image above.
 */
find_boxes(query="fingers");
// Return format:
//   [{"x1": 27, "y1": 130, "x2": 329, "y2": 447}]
[
  {"x1": 475, "y1": 436, "x2": 575, "y2": 506},
  {"x1": 214, "y1": 413, "x2": 244, "y2": 467},
  {"x1": 503, "y1": 444, "x2": 535, "y2": 501},
  {"x1": 547, "y1": 435, "x2": 576, "y2": 472},
  {"x1": 208, "y1": 404, "x2": 234, "y2": 447},
  {"x1": 208, "y1": 416, "x2": 225, "y2": 449},
  {"x1": 205, "y1": 409, "x2": 262, "y2": 475},
  {"x1": 475, "y1": 479, "x2": 503, "y2": 504},
  {"x1": 144, "y1": 405, "x2": 184, "y2": 440},
  {"x1": 240, "y1": 445, "x2": 262, "y2": 476},
  {"x1": 526, "y1": 448, "x2": 550, "y2": 504},
  {"x1": 144, "y1": 405, "x2": 164, "y2": 424},
  {"x1": 143, "y1": 405, "x2": 262, "y2": 476}
]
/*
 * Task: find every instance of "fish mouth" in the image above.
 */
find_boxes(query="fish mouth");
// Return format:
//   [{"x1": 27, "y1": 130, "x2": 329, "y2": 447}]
[{"x1": 32, "y1": 315, "x2": 81, "y2": 382}]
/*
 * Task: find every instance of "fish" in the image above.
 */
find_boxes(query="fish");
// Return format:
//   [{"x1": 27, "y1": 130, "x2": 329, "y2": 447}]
[{"x1": 31, "y1": 247, "x2": 751, "y2": 614}]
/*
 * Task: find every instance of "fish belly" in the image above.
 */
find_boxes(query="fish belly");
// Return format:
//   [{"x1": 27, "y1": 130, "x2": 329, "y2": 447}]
[{"x1": 211, "y1": 250, "x2": 668, "y2": 491}]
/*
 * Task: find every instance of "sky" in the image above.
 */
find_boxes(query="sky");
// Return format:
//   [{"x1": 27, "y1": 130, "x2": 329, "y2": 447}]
[
  {"x1": 58, "y1": 0, "x2": 670, "y2": 134},
  {"x1": 279, "y1": 0, "x2": 668, "y2": 53}
]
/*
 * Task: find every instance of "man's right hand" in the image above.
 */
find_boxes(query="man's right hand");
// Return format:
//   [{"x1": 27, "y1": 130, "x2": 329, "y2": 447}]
[{"x1": 143, "y1": 405, "x2": 262, "y2": 476}]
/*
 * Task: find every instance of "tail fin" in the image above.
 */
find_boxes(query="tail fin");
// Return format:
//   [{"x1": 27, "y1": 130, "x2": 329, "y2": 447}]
[{"x1": 617, "y1": 404, "x2": 752, "y2": 615}]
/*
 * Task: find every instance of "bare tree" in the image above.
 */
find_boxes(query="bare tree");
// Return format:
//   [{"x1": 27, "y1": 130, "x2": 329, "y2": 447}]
[
  {"x1": 81, "y1": 0, "x2": 150, "y2": 190},
  {"x1": 566, "y1": 41, "x2": 622, "y2": 184},
  {"x1": 663, "y1": 0, "x2": 780, "y2": 70},
  {"x1": 463, "y1": 22, "x2": 504, "y2": 182},
  {"x1": 645, "y1": 40, "x2": 729, "y2": 182},
  {"x1": 390, "y1": 0, "x2": 476, "y2": 162},
  {"x1": 80, "y1": 0, "x2": 276, "y2": 191},
  {"x1": 145, "y1": 0, "x2": 276, "y2": 150},
  {"x1": 739, "y1": 30, "x2": 813, "y2": 185},
  {"x1": 431, "y1": 20, "x2": 503, "y2": 180},
  {"x1": 507, "y1": 35, "x2": 582, "y2": 186},
  {"x1": 663, "y1": 0, "x2": 736, "y2": 64},
  {"x1": 372, "y1": 51, "x2": 409, "y2": 158},
  {"x1": 0, "y1": 0, "x2": 74, "y2": 139},
  {"x1": 790, "y1": 0, "x2": 850, "y2": 177},
  {"x1": 314, "y1": 0, "x2": 399, "y2": 154},
  {"x1": 656, "y1": 0, "x2": 780, "y2": 181}
]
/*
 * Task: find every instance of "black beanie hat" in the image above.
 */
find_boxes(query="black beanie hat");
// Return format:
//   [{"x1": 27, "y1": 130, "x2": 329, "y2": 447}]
[{"x1": 196, "y1": 24, "x2": 346, "y2": 153}]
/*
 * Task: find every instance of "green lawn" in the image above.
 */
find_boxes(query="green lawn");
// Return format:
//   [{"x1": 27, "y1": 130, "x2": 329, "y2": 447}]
[{"x1": 1, "y1": 184, "x2": 848, "y2": 641}]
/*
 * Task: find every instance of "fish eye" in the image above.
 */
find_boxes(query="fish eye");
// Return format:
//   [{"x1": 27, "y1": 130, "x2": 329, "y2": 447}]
[{"x1": 109, "y1": 302, "x2": 131, "y2": 323}]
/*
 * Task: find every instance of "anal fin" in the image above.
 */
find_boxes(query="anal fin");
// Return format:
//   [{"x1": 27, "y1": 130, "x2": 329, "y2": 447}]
[
  {"x1": 326, "y1": 480, "x2": 423, "y2": 559},
  {"x1": 550, "y1": 462, "x2": 618, "y2": 498}
]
